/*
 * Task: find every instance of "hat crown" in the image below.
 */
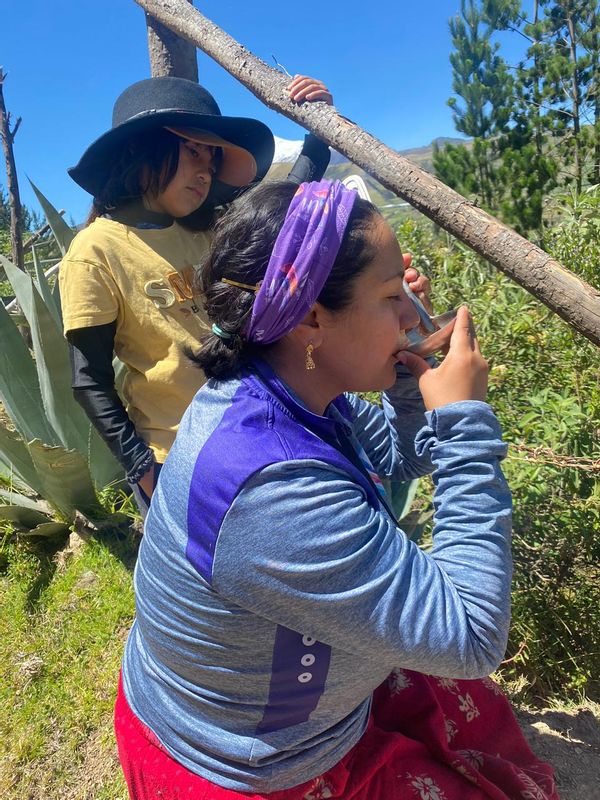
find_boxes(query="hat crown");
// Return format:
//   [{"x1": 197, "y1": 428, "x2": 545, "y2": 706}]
[{"x1": 112, "y1": 76, "x2": 222, "y2": 128}]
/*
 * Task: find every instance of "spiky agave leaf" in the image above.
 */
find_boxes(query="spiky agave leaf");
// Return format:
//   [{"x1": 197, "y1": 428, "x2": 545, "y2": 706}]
[
  {"x1": 0, "y1": 502, "x2": 69, "y2": 538},
  {"x1": 27, "y1": 440, "x2": 104, "y2": 520},
  {"x1": 2, "y1": 254, "x2": 90, "y2": 450},
  {"x1": 28, "y1": 180, "x2": 75, "y2": 257},
  {"x1": 1, "y1": 256, "x2": 122, "y2": 488},
  {"x1": 0, "y1": 290, "x2": 59, "y2": 445},
  {"x1": 19, "y1": 521, "x2": 69, "y2": 538},
  {"x1": 31, "y1": 247, "x2": 61, "y2": 327},
  {"x1": 0, "y1": 505, "x2": 54, "y2": 529},
  {"x1": 0, "y1": 424, "x2": 45, "y2": 497},
  {"x1": 0, "y1": 488, "x2": 52, "y2": 513},
  {"x1": 0, "y1": 417, "x2": 113, "y2": 522}
]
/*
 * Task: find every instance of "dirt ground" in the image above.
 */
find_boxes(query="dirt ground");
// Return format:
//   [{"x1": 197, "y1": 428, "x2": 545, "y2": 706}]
[{"x1": 515, "y1": 704, "x2": 600, "y2": 799}]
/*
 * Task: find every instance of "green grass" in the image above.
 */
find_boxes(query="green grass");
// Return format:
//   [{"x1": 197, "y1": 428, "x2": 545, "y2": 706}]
[
  {"x1": 0, "y1": 531, "x2": 137, "y2": 799},
  {"x1": 0, "y1": 279, "x2": 14, "y2": 298}
]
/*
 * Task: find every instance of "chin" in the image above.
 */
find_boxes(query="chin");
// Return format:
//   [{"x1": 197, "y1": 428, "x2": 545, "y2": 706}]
[
  {"x1": 380, "y1": 363, "x2": 398, "y2": 390},
  {"x1": 350, "y1": 368, "x2": 396, "y2": 394}
]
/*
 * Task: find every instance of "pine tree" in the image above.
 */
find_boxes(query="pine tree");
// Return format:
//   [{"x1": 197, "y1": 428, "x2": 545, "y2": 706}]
[
  {"x1": 533, "y1": 1, "x2": 596, "y2": 192},
  {"x1": 578, "y1": 1, "x2": 599, "y2": 183},
  {"x1": 436, "y1": 0, "x2": 598, "y2": 235},
  {"x1": 439, "y1": 0, "x2": 516, "y2": 210},
  {"x1": 494, "y1": 1, "x2": 561, "y2": 233}
]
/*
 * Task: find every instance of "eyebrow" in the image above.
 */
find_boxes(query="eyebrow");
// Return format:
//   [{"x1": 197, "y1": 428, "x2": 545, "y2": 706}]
[
  {"x1": 381, "y1": 271, "x2": 405, "y2": 284},
  {"x1": 184, "y1": 141, "x2": 214, "y2": 153}
]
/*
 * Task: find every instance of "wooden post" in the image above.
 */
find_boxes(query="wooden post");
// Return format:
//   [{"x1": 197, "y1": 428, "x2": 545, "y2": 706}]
[
  {"x1": 145, "y1": 0, "x2": 198, "y2": 81},
  {"x1": 133, "y1": 0, "x2": 600, "y2": 347},
  {"x1": 0, "y1": 68, "x2": 24, "y2": 271}
]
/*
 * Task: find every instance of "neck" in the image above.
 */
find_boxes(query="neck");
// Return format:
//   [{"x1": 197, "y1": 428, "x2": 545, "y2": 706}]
[
  {"x1": 110, "y1": 198, "x2": 174, "y2": 228},
  {"x1": 263, "y1": 347, "x2": 340, "y2": 417}
]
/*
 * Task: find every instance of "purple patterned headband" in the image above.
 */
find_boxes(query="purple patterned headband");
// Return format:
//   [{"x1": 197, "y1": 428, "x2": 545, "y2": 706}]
[{"x1": 242, "y1": 180, "x2": 358, "y2": 344}]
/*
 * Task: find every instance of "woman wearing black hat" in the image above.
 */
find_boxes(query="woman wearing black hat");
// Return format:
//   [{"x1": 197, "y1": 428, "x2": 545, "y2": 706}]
[{"x1": 59, "y1": 74, "x2": 334, "y2": 514}]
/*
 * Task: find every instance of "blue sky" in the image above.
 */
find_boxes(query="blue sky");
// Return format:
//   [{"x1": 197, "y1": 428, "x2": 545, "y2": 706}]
[{"x1": 2, "y1": 0, "x2": 526, "y2": 224}]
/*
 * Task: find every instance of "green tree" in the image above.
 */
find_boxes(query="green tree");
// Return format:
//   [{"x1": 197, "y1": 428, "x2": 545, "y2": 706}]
[
  {"x1": 531, "y1": 0, "x2": 597, "y2": 192},
  {"x1": 578, "y1": 1, "x2": 600, "y2": 184},
  {"x1": 439, "y1": 0, "x2": 516, "y2": 209},
  {"x1": 436, "y1": 0, "x2": 599, "y2": 235},
  {"x1": 493, "y1": 1, "x2": 561, "y2": 233}
]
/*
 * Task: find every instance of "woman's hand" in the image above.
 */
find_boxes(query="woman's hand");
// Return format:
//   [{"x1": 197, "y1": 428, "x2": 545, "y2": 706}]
[
  {"x1": 137, "y1": 464, "x2": 156, "y2": 500},
  {"x1": 287, "y1": 75, "x2": 333, "y2": 105},
  {"x1": 397, "y1": 306, "x2": 488, "y2": 410}
]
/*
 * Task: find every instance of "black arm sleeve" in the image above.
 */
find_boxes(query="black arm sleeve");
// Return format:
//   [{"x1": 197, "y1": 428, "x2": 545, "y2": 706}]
[
  {"x1": 287, "y1": 133, "x2": 331, "y2": 184},
  {"x1": 67, "y1": 322, "x2": 155, "y2": 482}
]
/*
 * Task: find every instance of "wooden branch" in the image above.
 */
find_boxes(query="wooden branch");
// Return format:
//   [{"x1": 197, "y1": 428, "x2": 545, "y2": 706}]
[
  {"x1": 23, "y1": 210, "x2": 66, "y2": 252},
  {"x1": 133, "y1": 0, "x2": 600, "y2": 348},
  {"x1": 0, "y1": 68, "x2": 24, "y2": 271},
  {"x1": 11, "y1": 115, "x2": 22, "y2": 140},
  {"x1": 145, "y1": 0, "x2": 198, "y2": 81}
]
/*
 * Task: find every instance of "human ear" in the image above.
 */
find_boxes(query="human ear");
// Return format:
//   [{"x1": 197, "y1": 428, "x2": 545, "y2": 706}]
[{"x1": 294, "y1": 306, "x2": 324, "y2": 350}]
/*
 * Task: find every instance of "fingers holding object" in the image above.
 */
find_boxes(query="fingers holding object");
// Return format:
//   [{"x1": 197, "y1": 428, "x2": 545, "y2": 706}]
[{"x1": 287, "y1": 75, "x2": 333, "y2": 105}]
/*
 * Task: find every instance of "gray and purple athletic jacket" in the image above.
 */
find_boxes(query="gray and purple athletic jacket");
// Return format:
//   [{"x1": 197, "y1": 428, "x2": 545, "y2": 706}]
[{"x1": 122, "y1": 360, "x2": 512, "y2": 792}]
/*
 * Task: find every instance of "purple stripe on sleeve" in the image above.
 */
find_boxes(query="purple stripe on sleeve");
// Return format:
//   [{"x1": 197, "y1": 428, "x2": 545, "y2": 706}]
[
  {"x1": 186, "y1": 384, "x2": 282, "y2": 583},
  {"x1": 256, "y1": 626, "x2": 332, "y2": 734}
]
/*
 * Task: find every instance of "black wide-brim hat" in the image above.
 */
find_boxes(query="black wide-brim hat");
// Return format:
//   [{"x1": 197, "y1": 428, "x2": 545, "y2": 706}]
[{"x1": 68, "y1": 76, "x2": 275, "y2": 203}]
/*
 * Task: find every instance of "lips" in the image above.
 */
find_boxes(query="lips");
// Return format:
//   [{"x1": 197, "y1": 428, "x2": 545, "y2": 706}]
[
  {"x1": 395, "y1": 333, "x2": 411, "y2": 352},
  {"x1": 188, "y1": 186, "x2": 206, "y2": 200}
]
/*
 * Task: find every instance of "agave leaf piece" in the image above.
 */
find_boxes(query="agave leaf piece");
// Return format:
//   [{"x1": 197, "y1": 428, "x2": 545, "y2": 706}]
[
  {"x1": 28, "y1": 180, "x2": 75, "y2": 257},
  {"x1": 19, "y1": 521, "x2": 69, "y2": 538},
  {"x1": 0, "y1": 425, "x2": 44, "y2": 496},
  {"x1": 0, "y1": 294, "x2": 59, "y2": 445},
  {"x1": 87, "y1": 431, "x2": 124, "y2": 489},
  {"x1": 113, "y1": 356, "x2": 127, "y2": 395},
  {"x1": 0, "y1": 488, "x2": 53, "y2": 513},
  {"x1": 31, "y1": 247, "x2": 61, "y2": 327},
  {"x1": 2, "y1": 255, "x2": 91, "y2": 453},
  {"x1": 2, "y1": 256, "x2": 123, "y2": 488},
  {"x1": 383, "y1": 477, "x2": 421, "y2": 522},
  {"x1": 0, "y1": 460, "x2": 31, "y2": 494},
  {"x1": 26, "y1": 440, "x2": 104, "y2": 520},
  {"x1": 400, "y1": 508, "x2": 434, "y2": 545},
  {"x1": 51, "y1": 277, "x2": 63, "y2": 319},
  {"x1": 0, "y1": 504, "x2": 52, "y2": 529}
]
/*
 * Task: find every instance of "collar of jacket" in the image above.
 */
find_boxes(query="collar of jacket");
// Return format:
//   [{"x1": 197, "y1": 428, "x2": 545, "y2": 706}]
[{"x1": 249, "y1": 357, "x2": 353, "y2": 447}]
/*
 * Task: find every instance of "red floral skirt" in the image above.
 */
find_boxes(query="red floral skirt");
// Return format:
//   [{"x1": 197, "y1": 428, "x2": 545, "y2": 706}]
[{"x1": 115, "y1": 670, "x2": 558, "y2": 799}]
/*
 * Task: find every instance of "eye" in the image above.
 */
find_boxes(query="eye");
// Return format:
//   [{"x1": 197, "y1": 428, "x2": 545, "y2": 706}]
[{"x1": 185, "y1": 143, "x2": 201, "y2": 158}]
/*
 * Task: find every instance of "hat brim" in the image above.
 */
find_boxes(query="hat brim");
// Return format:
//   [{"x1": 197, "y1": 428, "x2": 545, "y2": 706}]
[
  {"x1": 164, "y1": 126, "x2": 257, "y2": 187},
  {"x1": 68, "y1": 110, "x2": 274, "y2": 201}
]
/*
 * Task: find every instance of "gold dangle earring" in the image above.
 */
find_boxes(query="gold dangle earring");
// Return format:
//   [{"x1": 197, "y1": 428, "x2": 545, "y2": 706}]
[{"x1": 305, "y1": 343, "x2": 316, "y2": 371}]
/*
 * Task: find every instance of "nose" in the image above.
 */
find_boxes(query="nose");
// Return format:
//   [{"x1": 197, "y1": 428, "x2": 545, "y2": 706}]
[
  {"x1": 192, "y1": 151, "x2": 214, "y2": 182},
  {"x1": 196, "y1": 163, "x2": 212, "y2": 184},
  {"x1": 402, "y1": 280, "x2": 434, "y2": 332}
]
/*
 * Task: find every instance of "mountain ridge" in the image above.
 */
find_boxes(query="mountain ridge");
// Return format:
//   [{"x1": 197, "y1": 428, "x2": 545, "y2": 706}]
[{"x1": 270, "y1": 135, "x2": 468, "y2": 207}]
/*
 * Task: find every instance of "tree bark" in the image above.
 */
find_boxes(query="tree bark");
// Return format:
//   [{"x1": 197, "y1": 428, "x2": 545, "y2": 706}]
[
  {"x1": 145, "y1": 0, "x2": 198, "y2": 81},
  {"x1": 0, "y1": 69, "x2": 24, "y2": 271},
  {"x1": 133, "y1": 0, "x2": 600, "y2": 348}
]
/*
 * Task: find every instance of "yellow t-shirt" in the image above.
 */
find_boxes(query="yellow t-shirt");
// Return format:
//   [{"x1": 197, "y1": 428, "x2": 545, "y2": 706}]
[{"x1": 59, "y1": 217, "x2": 212, "y2": 462}]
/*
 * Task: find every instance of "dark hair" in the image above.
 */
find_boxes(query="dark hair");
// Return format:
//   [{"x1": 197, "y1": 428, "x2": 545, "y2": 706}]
[
  {"x1": 193, "y1": 181, "x2": 379, "y2": 379},
  {"x1": 85, "y1": 128, "x2": 222, "y2": 230}
]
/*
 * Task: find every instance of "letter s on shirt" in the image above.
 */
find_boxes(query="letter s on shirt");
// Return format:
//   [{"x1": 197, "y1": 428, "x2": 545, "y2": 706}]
[{"x1": 144, "y1": 279, "x2": 176, "y2": 309}]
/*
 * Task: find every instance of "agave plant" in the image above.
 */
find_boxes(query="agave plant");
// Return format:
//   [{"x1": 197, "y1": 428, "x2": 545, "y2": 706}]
[{"x1": 0, "y1": 186, "x2": 124, "y2": 538}]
